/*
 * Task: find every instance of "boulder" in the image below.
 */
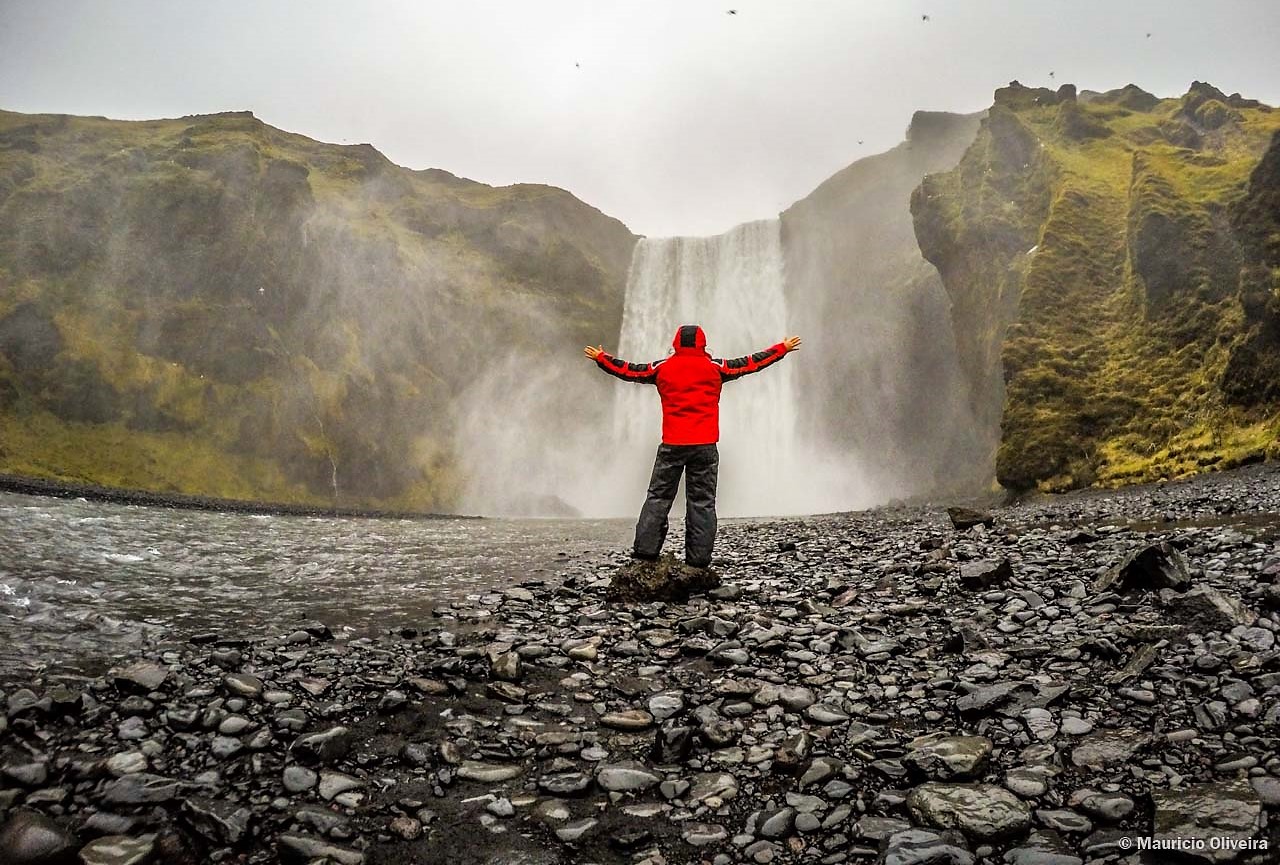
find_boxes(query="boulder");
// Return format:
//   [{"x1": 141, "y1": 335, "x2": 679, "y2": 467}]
[
  {"x1": 1168, "y1": 586, "x2": 1257, "y2": 630},
  {"x1": 906, "y1": 783, "x2": 1032, "y2": 841},
  {"x1": 904, "y1": 733, "x2": 993, "y2": 780},
  {"x1": 606, "y1": 554, "x2": 720, "y2": 603},
  {"x1": 0, "y1": 811, "x2": 77, "y2": 864},
  {"x1": 1151, "y1": 779, "x2": 1262, "y2": 863},
  {"x1": 1094, "y1": 543, "x2": 1190, "y2": 593},
  {"x1": 946, "y1": 507, "x2": 994, "y2": 530},
  {"x1": 878, "y1": 828, "x2": 974, "y2": 865},
  {"x1": 959, "y1": 559, "x2": 1013, "y2": 590}
]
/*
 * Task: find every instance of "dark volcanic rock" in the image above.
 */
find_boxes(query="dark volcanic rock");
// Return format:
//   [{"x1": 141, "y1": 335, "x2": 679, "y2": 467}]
[
  {"x1": 606, "y1": 553, "x2": 721, "y2": 603},
  {"x1": 947, "y1": 507, "x2": 995, "y2": 530},
  {"x1": 958, "y1": 558, "x2": 1012, "y2": 590},
  {"x1": 1167, "y1": 585, "x2": 1257, "y2": 629},
  {"x1": 879, "y1": 828, "x2": 974, "y2": 865},
  {"x1": 1093, "y1": 542, "x2": 1191, "y2": 592},
  {"x1": 906, "y1": 783, "x2": 1032, "y2": 841},
  {"x1": 1151, "y1": 779, "x2": 1262, "y2": 863},
  {"x1": 290, "y1": 726, "x2": 352, "y2": 765},
  {"x1": 6, "y1": 461, "x2": 1280, "y2": 865},
  {"x1": 0, "y1": 810, "x2": 77, "y2": 864}
]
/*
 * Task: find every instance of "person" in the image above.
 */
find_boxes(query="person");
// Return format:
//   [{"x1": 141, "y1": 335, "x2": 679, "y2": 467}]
[{"x1": 585, "y1": 325, "x2": 801, "y2": 569}]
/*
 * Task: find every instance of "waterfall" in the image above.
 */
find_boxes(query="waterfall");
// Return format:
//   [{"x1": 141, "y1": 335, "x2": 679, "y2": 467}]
[{"x1": 613, "y1": 219, "x2": 806, "y2": 516}]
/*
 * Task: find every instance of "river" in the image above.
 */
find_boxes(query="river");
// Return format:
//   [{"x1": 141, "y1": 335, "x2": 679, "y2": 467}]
[{"x1": 0, "y1": 491, "x2": 631, "y2": 678}]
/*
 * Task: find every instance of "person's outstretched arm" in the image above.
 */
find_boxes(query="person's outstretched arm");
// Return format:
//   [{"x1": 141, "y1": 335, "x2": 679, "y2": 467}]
[
  {"x1": 584, "y1": 344, "x2": 663, "y2": 384},
  {"x1": 715, "y1": 335, "x2": 801, "y2": 382}
]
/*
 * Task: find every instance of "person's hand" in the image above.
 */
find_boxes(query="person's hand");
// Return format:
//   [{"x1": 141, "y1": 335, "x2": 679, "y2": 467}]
[
  {"x1": 584, "y1": 345, "x2": 605, "y2": 361},
  {"x1": 783, "y1": 335, "x2": 802, "y2": 352}
]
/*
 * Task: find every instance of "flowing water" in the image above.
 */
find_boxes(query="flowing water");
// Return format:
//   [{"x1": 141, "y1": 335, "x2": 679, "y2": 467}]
[
  {"x1": 0, "y1": 491, "x2": 628, "y2": 677},
  {"x1": 614, "y1": 220, "x2": 807, "y2": 516}
]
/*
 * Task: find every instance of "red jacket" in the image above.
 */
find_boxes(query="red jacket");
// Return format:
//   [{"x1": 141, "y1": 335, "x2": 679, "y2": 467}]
[{"x1": 596, "y1": 325, "x2": 790, "y2": 445}]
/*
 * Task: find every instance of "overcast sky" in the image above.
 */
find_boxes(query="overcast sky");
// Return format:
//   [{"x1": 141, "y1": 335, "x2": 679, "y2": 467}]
[{"x1": 2, "y1": 0, "x2": 1278, "y2": 236}]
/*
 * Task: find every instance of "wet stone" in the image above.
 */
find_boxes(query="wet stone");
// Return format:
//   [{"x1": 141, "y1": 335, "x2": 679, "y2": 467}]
[
  {"x1": 0, "y1": 810, "x2": 78, "y2": 864},
  {"x1": 111, "y1": 661, "x2": 169, "y2": 693},
  {"x1": 457, "y1": 761, "x2": 525, "y2": 783},
  {"x1": 290, "y1": 726, "x2": 352, "y2": 765},
  {"x1": 222, "y1": 673, "x2": 264, "y2": 698},
  {"x1": 905, "y1": 733, "x2": 993, "y2": 780},
  {"x1": 318, "y1": 771, "x2": 364, "y2": 801},
  {"x1": 282, "y1": 765, "x2": 318, "y2": 792},
  {"x1": 596, "y1": 761, "x2": 661, "y2": 792},
  {"x1": 389, "y1": 816, "x2": 422, "y2": 840},
  {"x1": 1151, "y1": 779, "x2": 1262, "y2": 863},
  {"x1": 555, "y1": 818, "x2": 598, "y2": 843},
  {"x1": 539, "y1": 772, "x2": 591, "y2": 796},
  {"x1": 277, "y1": 833, "x2": 364, "y2": 865},
  {"x1": 959, "y1": 559, "x2": 1012, "y2": 591},
  {"x1": 759, "y1": 807, "x2": 797, "y2": 838},
  {"x1": 1069, "y1": 789, "x2": 1135, "y2": 823},
  {"x1": 1094, "y1": 542, "x2": 1190, "y2": 593},
  {"x1": 182, "y1": 796, "x2": 253, "y2": 845},
  {"x1": 600, "y1": 709, "x2": 654, "y2": 730},
  {"x1": 878, "y1": 828, "x2": 974, "y2": 865},
  {"x1": 2, "y1": 761, "x2": 47, "y2": 787},
  {"x1": 1069, "y1": 728, "x2": 1151, "y2": 770},
  {"x1": 683, "y1": 822, "x2": 728, "y2": 846},
  {"x1": 906, "y1": 783, "x2": 1032, "y2": 841},
  {"x1": 78, "y1": 834, "x2": 155, "y2": 865},
  {"x1": 100, "y1": 773, "x2": 181, "y2": 805}
]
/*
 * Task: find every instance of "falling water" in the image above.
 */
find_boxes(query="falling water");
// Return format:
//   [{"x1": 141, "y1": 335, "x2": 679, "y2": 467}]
[{"x1": 613, "y1": 219, "x2": 805, "y2": 516}]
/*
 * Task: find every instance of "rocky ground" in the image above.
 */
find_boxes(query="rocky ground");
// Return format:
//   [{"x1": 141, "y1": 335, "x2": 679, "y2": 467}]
[{"x1": 4, "y1": 465, "x2": 1280, "y2": 864}]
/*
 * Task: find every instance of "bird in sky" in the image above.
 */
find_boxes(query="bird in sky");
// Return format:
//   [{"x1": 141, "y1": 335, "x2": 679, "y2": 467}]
[
  {"x1": 727, "y1": 9, "x2": 737, "y2": 14},
  {"x1": 1049, "y1": 71, "x2": 1055, "y2": 78},
  {"x1": 921, "y1": 14, "x2": 930, "y2": 21},
  {"x1": 1146, "y1": 32, "x2": 1152, "y2": 38},
  {"x1": 858, "y1": 139, "x2": 864, "y2": 145}
]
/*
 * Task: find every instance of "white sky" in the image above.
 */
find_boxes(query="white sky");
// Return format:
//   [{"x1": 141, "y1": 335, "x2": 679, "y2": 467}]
[{"x1": 2, "y1": 0, "x2": 1278, "y2": 236}]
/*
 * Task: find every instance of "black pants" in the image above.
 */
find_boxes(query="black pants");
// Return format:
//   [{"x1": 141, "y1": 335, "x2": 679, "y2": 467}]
[{"x1": 633, "y1": 443, "x2": 719, "y2": 568}]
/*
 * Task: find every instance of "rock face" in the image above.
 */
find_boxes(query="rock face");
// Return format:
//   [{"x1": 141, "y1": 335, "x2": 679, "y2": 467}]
[
  {"x1": 912, "y1": 81, "x2": 1280, "y2": 491},
  {"x1": 0, "y1": 108, "x2": 637, "y2": 511},
  {"x1": 780, "y1": 109, "x2": 988, "y2": 498},
  {"x1": 606, "y1": 554, "x2": 721, "y2": 603}
]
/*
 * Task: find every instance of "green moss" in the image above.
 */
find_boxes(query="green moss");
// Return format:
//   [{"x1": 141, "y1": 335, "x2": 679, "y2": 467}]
[
  {"x1": 915, "y1": 81, "x2": 1280, "y2": 492},
  {"x1": 0, "y1": 108, "x2": 637, "y2": 509}
]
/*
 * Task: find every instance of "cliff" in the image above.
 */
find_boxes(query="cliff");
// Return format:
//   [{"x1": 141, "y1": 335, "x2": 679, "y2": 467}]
[
  {"x1": 0, "y1": 109, "x2": 637, "y2": 509},
  {"x1": 781, "y1": 110, "x2": 985, "y2": 496},
  {"x1": 912, "y1": 82, "x2": 1280, "y2": 491}
]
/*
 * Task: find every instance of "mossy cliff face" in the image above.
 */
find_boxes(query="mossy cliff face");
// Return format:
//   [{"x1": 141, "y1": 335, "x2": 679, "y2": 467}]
[
  {"x1": 912, "y1": 82, "x2": 1280, "y2": 491},
  {"x1": 0, "y1": 110, "x2": 636, "y2": 509}
]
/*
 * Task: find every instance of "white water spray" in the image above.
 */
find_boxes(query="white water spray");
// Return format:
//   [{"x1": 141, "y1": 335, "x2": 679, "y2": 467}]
[{"x1": 613, "y1": 219, "x2": 827, "y2": 516}]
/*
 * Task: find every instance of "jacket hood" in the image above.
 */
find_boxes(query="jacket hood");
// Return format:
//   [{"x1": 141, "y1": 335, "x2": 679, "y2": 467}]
[{"x1": 672, "y1": 324, "x2": 707, "y2": 355}]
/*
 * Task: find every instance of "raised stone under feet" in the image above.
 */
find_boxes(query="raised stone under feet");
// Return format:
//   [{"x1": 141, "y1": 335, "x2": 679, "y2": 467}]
[{"x1": 606, "y1": 553, "x2": 721, "y2": 603}]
